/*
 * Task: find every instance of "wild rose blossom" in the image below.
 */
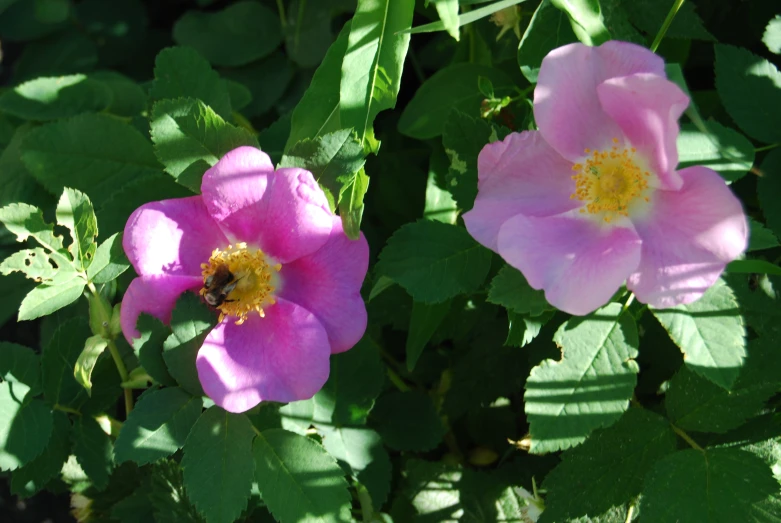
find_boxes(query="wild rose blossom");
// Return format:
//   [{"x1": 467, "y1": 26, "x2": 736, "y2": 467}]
[
  {"x1": 464, "y1": 41, "x2": 748, "y2": 315},
  {"x1": 121, "y1": 147, "x2": 369, "y2": 413}
]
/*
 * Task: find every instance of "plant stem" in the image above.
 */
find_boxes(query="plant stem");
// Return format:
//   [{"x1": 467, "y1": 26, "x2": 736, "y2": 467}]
[
  {"x1": 275, "y1": 0, "x2": 288, "y2": 29},
  {"x1": 671, "y1": 424, "x2": 704, "y2": 452},
  {"x1": 54, "y1": 404, "x2": 82, "y2": 416},
  {"x1": 355, "y1": 482, "x2": 374, "y2": 522},
  {"x1": 755, "y1": 143, "x2": 780, "y2": 153},
  {"x1": 622, "y1": 292, "x2": 636, "y2": 314},
  {"x1": 106, "y1": 338, "x2": 133, "y2": 416},
  {"x1": 650, "y1": 0, "x2": 685, "y2": 53},
  {"x1": 386, "y1": 366, "x2": 411, "y2": 392}
]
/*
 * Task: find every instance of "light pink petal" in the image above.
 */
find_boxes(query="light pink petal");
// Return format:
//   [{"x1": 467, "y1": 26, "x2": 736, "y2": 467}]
[
  {"x1": 627, "y1": 166, "x2": 748, "y2": 308},
  {"x1": 535, "y1": 41, "x2": 665, "y2": 162},
  {"x1": 201, "y1": 146, "x2": 333, "y2": 263},
  {"x1": 597, "y1": 73, "x2": 689, "y2": 190},
  {"x1": 497, "y1": 213, "x2": 642, "y2": 315},
  {"x1": 463, "y1": 131, "x2": 580, "y2": 251},
  {"x1": 279, "y1": 217, "x2": 369, "y2": 354},
  {"x1": 120, "y1": 276, "x2": 202, "y2": 341},
  {"x1": 196, "y1": 298, "x2": 331, "y2": 412},
  {"x1": 123, "y1": 196, "x2": 228, "y2": 278}
]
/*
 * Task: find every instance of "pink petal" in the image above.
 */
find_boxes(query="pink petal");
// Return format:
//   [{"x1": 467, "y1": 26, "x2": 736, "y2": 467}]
[
  {"x1": 597, "y1": 73, "x2": 689, "y2": 190},
  {"x1": 120, "y1": 276, "x2": 202, "y2": 341},
  {"x1": 201, "y1": 146, "x2": 333, "y2": 263},
  {"x1": 123, "y1": 196, "x2": 228, "y2": 278},
  {"x1": 627, "y1": 166, "x2": 748, "y2": 308},
  {"x1": 497, "y1": 212, "x2": 642, "y2": 315},
  {"x1": 535, "y1": 41, "x2": 665, "y2": 162},
  {"x1": 280, "y1": 217, "x2": 369, "y2": 354},
  {"x1": 196, "y1": 298, "x2": 331, "y2": 412},
  {"x1": 463, "y1": 131, "x2": 580, "y2": 251}
]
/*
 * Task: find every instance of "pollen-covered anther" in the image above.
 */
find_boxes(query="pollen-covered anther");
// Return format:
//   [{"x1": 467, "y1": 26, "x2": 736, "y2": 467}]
[
  {"x1": 570, "y1": 139, "x2": 650, "y2": 222},
  {"x1": 200, "y1": 242, "x2": 281, "y2": 325}
]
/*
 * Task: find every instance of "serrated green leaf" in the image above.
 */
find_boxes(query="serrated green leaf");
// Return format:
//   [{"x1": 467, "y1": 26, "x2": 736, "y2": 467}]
[
  {"x1": 150, "y1": 46, "x2": 232, "y2": 120},
  {"x1": 340, "y1": 0, "x2": 413, "y2": 147},
  {"x1": 182, "y1": 407, "x2": 255, "y2": 523},
  {"x1": 18, "y1": 274, "x2": 86, "y2": 321},
  {"x1": 371, "y1": 390, "x2": 445, "y2": 451},
  {"x1": 281, "y1": 0, "x2": 333, "y2": 68},
  {"x1": 393, "y1": 459, "x2": 462, "y2": 521},
  {"x1": 173, "y1": 1, "x2": 281, "y2": 67},
  {"x1": 407, "y1": 299, "x2": 451, "y2": 371},
  {"x1": 338, "y1": 166, "x2": 369, "y2": 239},
  {"x1": 651, "y1": 278, "x2": 746, "y2": 390},
  {"x1": 758, "y1": 148, "x2": 781, "y2": 241},
  {"x1": 398, "y1": 64, "x2": 515, "y2": 140},
  {"x1": 0, "y1": 124, "x2": 45, "y2": 210},
  {"x1": 115, "y1": 387, "x2": 202, "y2": 465},
  {"x1": 432, "y1": 0, "x2": 459, "y2": 40},
  {"x1": 150, "y1": 97, "x2": 259, "y2": 193},
  {"x1": 150, "y1": 460, "x2": 205, "y2": 523},
  {"x1": 224, "y1": 79, "x2": 251, "y2": 112},
  {"x1": 641, "y1": 448, "x2": 779, "y2": 523},
  {"x1": 727, "y1": 259, "x2": 781, "y2": 277},
  {"x1": 518, "y1": 0, "x2": 578, "y2": 83},
  {"x1": 715, "y1": 44, "x2": 781, "y2": 144},
  {"x1": 0, "y1": 381, "x2": 52, "y2": 471},
  {"x1": 424, "y1": 151, "x2": 458, "y2": 224},
  {"x1": 764, "y1": 15, "x2": 781, "y2": 54},
  {"x1": 540, "y1": 408, "x2": 676, "y2": 522},
  {"x1": 278, "y1": 397, "x2": 316, "y2": 435},
  {"x1": 279, "y1": 128, "x2": 366, "y2": 210},
  {"x1": 221, "y1": 51, "x2": 292, "y2": 120},
  {"x1": 676, "y1": 121, "x2": 755, "y2": 183},
  {"x1": 253, "y1": 428, "x2": 352, "y2": 523},
  {"x1": 488, "y1": 265, "x2": 552, "y2": 317},
  {"x1": 0, "y1": 202, "x2": 69, "y2": 265},
  {"x1": 89, "y1": 71, "x2": 146, "y2": 118},
  {"x1": 624, "y1": 0, "x2": 713, "y2": 41},
  {"x1": 376, "y1": 220, "x2": 492, "y2": 303},
  {"x1": 0, "y1": 342, "x2": 41, "y2": 396},
  {"x1": 73, "y1": 335, "x2": 108, "y2": 396},
  {"x1": 111, "y1": 477, "x2": 157, "y2": 523},
  {"x1": 42, "y1": 317, "x2": 90, "y2": 408},
  {"x1": 550, "y1": 0, "x2": 610, "y2": 45},
  {"x1": 748, "y1": 218, "x2": 780, "y2": 252},
  {"x1": 163, "y1": 293, "x2": 217, "y2": 396},
  {"x1": 525, "y1": 303, "x2": 640, "y2": 453},
  {"x1": 86, "y1": 232, "x2": 130, "y2": 284},
  {"x1": 0, "y1": 74, "x2": 112, "y2": 121},
  {"x1": 0, "y1": 248, "x2": 58, "y2": 282},
  {"x1": 460, "y1": 469, "x2": 533, "y2": 523},
  {"x1": 56, "y1": 187, "x2": 98, "y2": 271},
  {"x1": 505, "y1": 310, "x2": 554, "y2": 348},
  {"x1": 10, "y1": 410, "x2": 70, "y2": 497},
  {"x1": 131, "y1": 314, "x2": 176, "y2": 387},
  {"x1": 725, "y1": 273, "x2": 781, "y2": 339},
  {"x1": 73, "y1": 415, "x2": 114, "y2": 490}
]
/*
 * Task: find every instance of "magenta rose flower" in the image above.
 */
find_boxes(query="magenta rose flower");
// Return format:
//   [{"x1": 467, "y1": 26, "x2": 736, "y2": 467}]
[
  {"x1": 464, "y1": 41, "x2": 748, "y2": 315},
  {"x1": 120, "y1": 146, "x2": 369, "y2": 413}
]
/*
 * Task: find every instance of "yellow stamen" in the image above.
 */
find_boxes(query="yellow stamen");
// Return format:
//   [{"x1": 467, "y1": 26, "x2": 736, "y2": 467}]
[
  {"x1": 570, "y1": 139, "x2": 651, "y2": 223},
  {"x1": 200, "y1": 242, "x2": 281, "y2": 325}
]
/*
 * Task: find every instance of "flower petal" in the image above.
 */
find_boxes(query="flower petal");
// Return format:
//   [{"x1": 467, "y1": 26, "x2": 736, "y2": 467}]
[
  {"x1": 463, "y1": 131, "x2": 580, "y2": 251},
  {"x1": 497, "y1": 213, "x2": 642, "y2": 315},
  {"x1": 196, "y1": 298, "x2": 331, "y2": 412},
  {"x1": 597, "y1": 73, "x2": 689, "y2": 190},
  {"x1": 535, "y1": 41, "x2": 665, "y2": 162},
  {"x1": 120, "y1": 276, "x2": 202, "y2": 341},
  {"x1": 627, "y1": 166, "x2": 748, "y2": 308},
  {"x1": 201, "y1": 147, "x2": 333, "y2": 263},
  {"x1": 123, "y1": 196, "x2": 228, "y2": 278},
  {"x1": 280, "y1": 217, "x2": 369, "y2": 354}
]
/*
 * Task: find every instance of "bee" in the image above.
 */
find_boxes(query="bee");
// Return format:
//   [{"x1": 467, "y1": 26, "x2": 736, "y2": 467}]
[{"x1": 202, "y1": 265, "x2": 238, "y2": 307}]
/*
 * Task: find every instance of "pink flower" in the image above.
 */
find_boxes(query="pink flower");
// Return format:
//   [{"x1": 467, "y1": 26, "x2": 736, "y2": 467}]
[
  {"x1": 464, "y1": 41, "x2": 747, "y2": 315},
  {"x1": 120, "y1": 147, "x2": 369, "y2": 412}
]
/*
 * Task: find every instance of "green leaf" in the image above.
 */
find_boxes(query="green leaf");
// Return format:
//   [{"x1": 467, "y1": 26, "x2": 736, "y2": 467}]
[
  {"x1": 406, "y1": 299, "x2": 451, "y2": 371},
  {"x1": 280, "y1": 128, "x2": 366, "y2": 210},
  {"x1": 715, "y1": 44, "x2": 781, "y2": 144},
  {"x1": 0, "y1": 381, "x2": 52, "y2": 471},
  {"x1": 525, "y1": 303, "x2": 640, "y2": 453},
  {"x1": 392, "y1": 459, "x2": 462, "y2": 521},
  {"x1": 173, "y1": 1, "x2": 281, "y2": 67},
  {"x1": 340, "y1": 0, "x2": 414, "y2": 147},
  {"x1": 518, "y1": 0, "x2": 578, "y2": 83},
  {"x1": 182, "y1": 407, "x2": 256, "y2": 523},
  {"x1": 150, "y1": 46, "x2": 232, "y2": 120},
  {"x1": 282, "y1": 0, "x2": 333, "y2": 68},
  {"x1": 398, "y1": 63, "x2": 515, "y2": 140},
  {"x1": 424, "y1": 151, "x2": 458, "y2": 224},
  {"x1": 540, "y1": 408, "x2": 676, "y2": 522},
  {"x1": 89, "y1": 71, "x2": 147, "y2": 118},
  {"x1": 253, "y1": 428, "x2": 352, "y2": 523},
  {"x1": 624, "y1": 0, "x2": 713, "y2": 41},
  {"x1": 432, "y1": 0, "x2": 460, "y2": 40},
  {"x1": 763, "y1": 15, "x2": 781, "y2": 54},
  {"x1": 665, "y1": 337, "x2": 781, "y2": 433},
  {"x1": 337, "y1": 166, "x2": 369, "y2": 240},
  {"x1": 0, "y1": 248, "x2": 58, "y2": 283},
  {"x1": 0, "y1": 342, "x2": 41, "y2": 396},
  {"x1": 72, "y1": 415, "x2": 114, "y2": 490},
  {"x1": 10, "y1": 411, "x2": 70, "y2": 497},
  {"x1": 747, "y1": 218, "x2": 780, "y2": 252},
  {"x1": 150, "y1": 460, "x2": 204, "y2": 523},
  {"x1": 550, "y1": 0, "x2": 610, "y2": 45},
  {"x1": 18, "y1": 274, "x2": 86, "y2": 321},
  {"x1": 376, "y1": 220, "x2": 492, "y2": 303},
  {"x1": 12, "y1": 30, "x2": 97, "y2": 83},
  {"x1": 221, "y1": 52, "x2": 292, "y2": 120},
  {"x1": 224, "y1": 79, "x2": 251, "y2": 112},
  {"x1": 19, "y1": 113, "x2": 167, "y2": 204},
  {"x1": 403, "y1": 0, "x2": 523, "y2": 36},
  {"x1": 0, "y1": 124, "x2": 45, "y2": 209},
  {"x1": 115, "y1": 387, "x2": 202, "y2": 465},
  {"x1": 86, "y1": 232, "x2": 130, "y2": 284},
  {"x1": 131, "y1": 314, "x2": 177, "y2": 387},
  {"x1": 0, "y1": 202, "x2": 69, "y2": 265},
  {"x1": 641, "y1": 449, "x2": 779, "y2": 522},
  {"x1": 650, "y1": 278, "x2": 746, "y2": 390},
  {"x1": 727, "y1": 259, "x2": 781, "y2": 277},
  {"x1": 758, "y1": 148, "x2": 781, "y2": 241},
  {"x1": 56, "y1": 187, "x2": 98, "y2": 271},
  {"x1": 42, "y1": 317, "x2": 91, "y2": 408},
  {"x1": 487, "y1": 265, "x2": 552, "y2": 317},
  {"x1": 676, "y1": 121, "x2": 755, "y2": 183},
  {"x1": 370, "y1": 390, "x2": 445, "y2": 451},
  {"x1": 73, "y1": 335, "x2": 108, "y2": 396},
  {"x1": 459, "y1": 469, "x2": 537, "y2": 523},
  {"x1": 150, "y1": 97, "x2": 259, "y2": 192},
  {"x1": 0, "y1": 74, "x2": 112, "y2": 121},
  {"x1": 505, "y1": 310, "x2": 554, "y2": 348},
  {"x1": 163, "y1": 293, "x2": 218, "y2": 396}
]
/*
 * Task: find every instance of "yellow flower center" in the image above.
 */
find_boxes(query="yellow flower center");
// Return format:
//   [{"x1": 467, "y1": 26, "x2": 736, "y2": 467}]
[
  {"x1": 570, "y1": 138, "x2": 651, "y2": 223},
  {"x1": 200, "y1": 242, "x2": 281, "y2": 325}
]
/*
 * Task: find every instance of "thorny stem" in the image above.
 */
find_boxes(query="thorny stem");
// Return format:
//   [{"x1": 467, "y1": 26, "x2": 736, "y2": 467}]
[
  {"x1": 650, "y1": 0, "x2": 685, "y2": 53},
  {"x1": 671, "y1": 424, "x2": 704, "y2": 452}
]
